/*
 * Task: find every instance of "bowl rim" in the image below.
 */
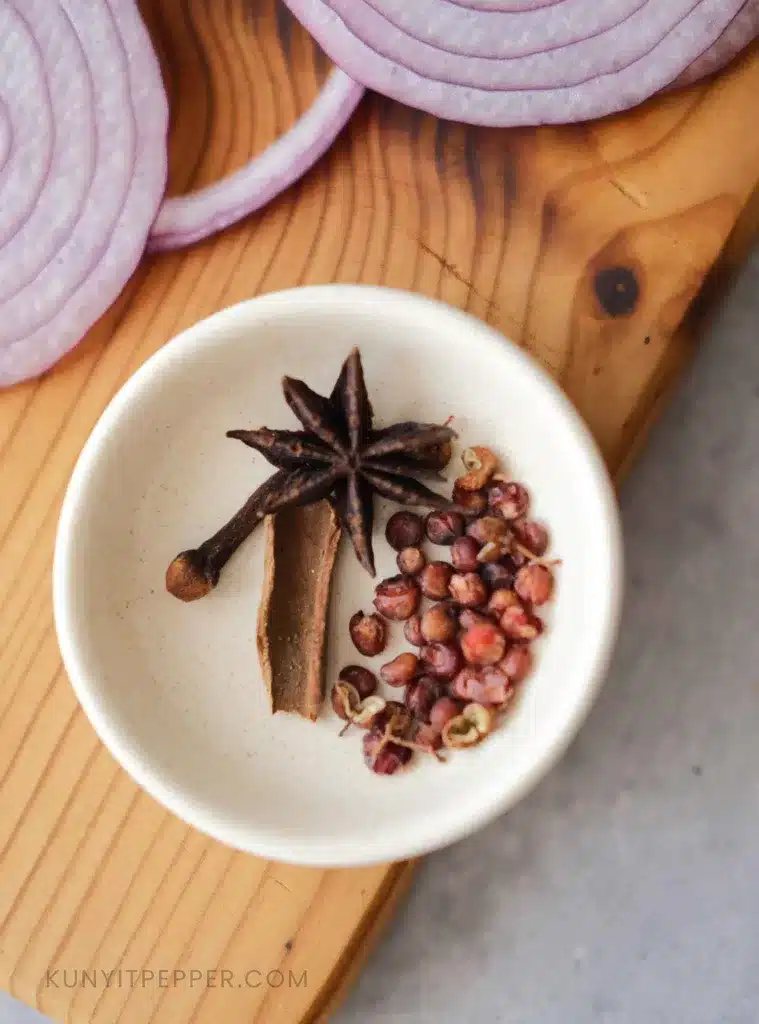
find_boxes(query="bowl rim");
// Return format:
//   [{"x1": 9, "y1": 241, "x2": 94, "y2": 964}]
[{"x1": 53, "y1": 284, "x2": 624, "y2": 866}]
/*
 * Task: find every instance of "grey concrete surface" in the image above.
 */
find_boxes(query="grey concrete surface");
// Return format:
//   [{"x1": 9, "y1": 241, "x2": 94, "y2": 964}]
[{"x1": 3, "y1": 250, "x2": 759, "y2": 1024}]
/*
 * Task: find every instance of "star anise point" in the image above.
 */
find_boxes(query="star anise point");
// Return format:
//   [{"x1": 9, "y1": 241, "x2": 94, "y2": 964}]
[{"x1": 228, "y1": 350, "x2": 456, "y2": 574}]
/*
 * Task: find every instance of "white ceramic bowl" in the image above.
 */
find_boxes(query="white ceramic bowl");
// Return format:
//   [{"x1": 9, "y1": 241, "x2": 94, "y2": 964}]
[{"x1": 53, "y1": 286, "x2": 623, "y2": 866}]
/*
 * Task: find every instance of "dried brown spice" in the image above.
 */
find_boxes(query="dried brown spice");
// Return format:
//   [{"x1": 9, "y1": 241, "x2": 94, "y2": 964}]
[
  {"x1": 456, "y1": 446, "x2": 498, "y2": 491},
  {"x1": 228, "y1": 349, "x2": 457, "y2": 577},
  {"x1": 166, "y1": 349, "x2": 457, "y2": 600},
  {"x1": 256, "y1": 501, "x2": 341, "y2": 721},
  {"x1": 442, "y1": 704, "x2": 494, "y2": 749},
  {"x1": 334, "y1": 438, "x2": 559, "y2": 773},
  {"x1": 165, "y1": 470, "x2": 289, "y2": 602}
]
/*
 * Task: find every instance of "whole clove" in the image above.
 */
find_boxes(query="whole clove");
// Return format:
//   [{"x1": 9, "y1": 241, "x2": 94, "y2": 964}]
[{"x1": 165, "y1": 470, "x2": 288, "y2": 601}]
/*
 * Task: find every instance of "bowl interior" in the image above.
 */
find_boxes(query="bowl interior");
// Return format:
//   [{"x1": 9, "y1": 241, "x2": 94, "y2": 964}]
[{"x1": 54, "y1": 287, "x2": 622, "y2": 865}]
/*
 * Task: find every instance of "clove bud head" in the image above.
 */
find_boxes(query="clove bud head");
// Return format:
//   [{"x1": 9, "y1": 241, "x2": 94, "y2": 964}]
[{"x1": 165, "y1": 549, "x2": 219, "y2": 602}]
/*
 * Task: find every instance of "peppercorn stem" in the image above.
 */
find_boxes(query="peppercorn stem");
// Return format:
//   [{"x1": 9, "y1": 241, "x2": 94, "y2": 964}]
[
  {"x1": 513, "y1": 540, "x2": 562, "y2": 567},
  {"x1": 392, "y1": 736, "x2": 446, "y2": 761}
]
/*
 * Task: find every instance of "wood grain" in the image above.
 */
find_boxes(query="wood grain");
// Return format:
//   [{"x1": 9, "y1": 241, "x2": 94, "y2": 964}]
[{"x1": 1, "y1": 3, "x2": 759, "y2": 1021}]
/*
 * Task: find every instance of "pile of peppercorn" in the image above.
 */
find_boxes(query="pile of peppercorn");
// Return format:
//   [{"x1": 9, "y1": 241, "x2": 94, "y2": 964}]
[{"x1": 330, "y1": 446, "x2": 558, "y2": 774}]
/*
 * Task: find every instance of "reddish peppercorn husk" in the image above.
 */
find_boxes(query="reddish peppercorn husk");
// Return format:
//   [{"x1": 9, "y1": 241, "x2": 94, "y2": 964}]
[
  {"x1": 488, "y1": 481, "x2": 530, "y2": 520},
  {"x1": 405, "y1": 677, "x2": 441, "y2": 720},
  {"x1": 429, "y1": 696, "x2": 463, "y2": 732},
  {"x1": 441, "y1": 702, "x2": 496, "y2": 748},
  {"x1": 425, "y1": 510, "x2": 466, "y2": 545},
  {"x1": 459, "y1": 608, "x2": 493, "y2": 631},
  {"x1": 476, "y1": 540, "x2": 509, "y2": 564},
  {"x1": 421, "y1": 603, "x2": 457, "y2": 643},
  {"x1": 451, "y1": 535, "x2": 481, "y2": 573},
  {"x1": 413, "y1": 722, "x2": 444, "y2": 751},
  {"x1": 511, "y1": 547, "x2": 528, "y2": 568},
  {"x1": 373, "y1": 701, "x2": 414, "y2": 737},
  {"x1": 448, "y1": 571, "x2": 487, "y2": 608},
  {"x1": 451, "y1": 666, "x2": 513, "y2": 706},
  {"x1": 385, "y1": 511, "x2": 424, "y2": 551},
  {"x1": 480, "y1": 667, "x2": 517, "y2": 707},
  {"x1": 513, "y1": 519, "x2": 549, "y2": 557},
  {"x1": 397, "y1": 546, "x2": 426, "y2": 576},
  {"x1": 380, "y1": 652, "x2": 420, "y2": 687},
  {"x1": 331, "y1": 683, "x2": 387, "y2": 729},
  {"x1": 338, "y1": 665, "x2": 378, "y2": 699},
  {"x1": 456, "y1": 446, "x2": 499, "y2": 491},
  {"x1": 363, "y1": 730, "x2": 412, "y2": 774},
  {"x1": 466, "y1": 516, "x2": 509, "y2": 545},
  {"x1": 452, "y1": 481, "x2": 488, "y2": 517},
  {"x1": 500, "y1": 602, "x2": 541, "y2": 640},
  {"x1": 404, "y1": 613, "x2": 424, "y2": 647},
  {"x1": 419, "y1": 561, "x2": 454, "y2": 600},
  {"x1": 374, "y1": 574, "x2": 421, "y2": 620},
  {"x1": 487, "y1": 588, "x2": 519, "y2": 616},
  {"x1": 481, "y1": 561, "x2": 515, "y2": 592},
  {"x1": 460, "y1": 622, "x2": 507, "y2": 666},
  {"x1": 515, "y1": 564, "x2": 554, "y2": 606},
  {"x1": 499, "y1": 644, "x2": 533, "y2": 683},
  {"x1": 421, "y1": 642, "x2": 463, "y2": 681},
  {"x1": 349, "y1": 611, "x2": 387, "y2": 656},
  {"x1": 354, "y1": 443, "x2": 555, "y2": 772},
  {"x1": 331, "y1": 683, "x2": 356, "y2": 721}
]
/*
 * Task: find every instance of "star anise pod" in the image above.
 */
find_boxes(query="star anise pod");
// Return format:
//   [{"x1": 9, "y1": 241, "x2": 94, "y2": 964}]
[{"x1": 166, "y1": 349, "x2": 456, "y2": 601}]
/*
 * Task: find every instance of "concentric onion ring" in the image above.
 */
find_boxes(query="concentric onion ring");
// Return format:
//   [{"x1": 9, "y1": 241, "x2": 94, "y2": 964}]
[
  {"x1": 673, "y1": 0, "x2": 759, "y2": 87},
  {"x1": 327, "y1": 0, "x2": 710, "y2": 89},
  {"x1": 345, "y1": 0, "x2": 653, "y2": 60},
  {"x1": 281, "y1": 0, "x2": 750, "y2": 125},
  {"x1": 148, "y1": 69, "x2": 364, "y2": 253},
  {"x1": 3, "y1": 0, "x2": 756, "y2": 386},
  {"x1": 0, "y1": 0, "x2": 168, "y2": 388},
  {"x1": 0, "y1": 2, "x2": 363, "y2": 386},
  {"x1": 446, "y1": 1, "x2": 566, "y2": 10}
]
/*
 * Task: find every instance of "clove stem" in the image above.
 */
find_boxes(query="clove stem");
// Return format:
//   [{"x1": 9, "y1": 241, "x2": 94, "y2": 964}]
[{"x1": 165, "y1": 471, "x2": 287, "y2": 602}]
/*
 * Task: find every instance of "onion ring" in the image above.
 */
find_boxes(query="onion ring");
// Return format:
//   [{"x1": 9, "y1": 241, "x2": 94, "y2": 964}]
[
  {"x1": 0, "y1": 2, "x2": 363, "y2": 385},
  {"x1": 344, "y1": 0, "x2": 652, "y2": 60},
  {"x1": 148, "y1": 68, "x2": 364, "y2": 252},
  {"x1": 3, "y1": 0, "x2": 756, "y2": 386},
  {"x1": 0, "y1": 0, "x2": 168, "y2": 388},
  {"x1": 281, "y1": 0, "x2": 749, "y2": 125},
  {"x1": 327, "y1": 0, "x2": 703, "y2": 87},
  {"x1": 673, "y1": 0, "x2": 759, "y2": 86},
  {"x1": 446, "y1": 1, "x2": 566, "y2": 10}
]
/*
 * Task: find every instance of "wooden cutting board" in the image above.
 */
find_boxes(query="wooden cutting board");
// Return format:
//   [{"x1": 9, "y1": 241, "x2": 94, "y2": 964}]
[{"x1": 2, "y1": 3, "x2": 759, "y2": 1021}]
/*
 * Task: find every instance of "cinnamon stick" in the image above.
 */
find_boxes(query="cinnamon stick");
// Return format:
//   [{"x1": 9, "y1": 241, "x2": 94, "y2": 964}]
[{"x1": 257, "y1": 501, "x2": 341, "y2": 720}]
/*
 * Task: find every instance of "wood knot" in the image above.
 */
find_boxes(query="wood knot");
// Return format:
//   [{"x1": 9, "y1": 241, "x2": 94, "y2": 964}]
[{"x1": 593, "y1": 266, "x2": 640, "y2": 317}]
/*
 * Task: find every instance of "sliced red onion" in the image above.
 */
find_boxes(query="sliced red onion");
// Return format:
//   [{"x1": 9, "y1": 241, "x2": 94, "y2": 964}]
[
  {"x1": 673, "y1": 0, "x2": 759, "y2": 86},
  {"x1": 447, "y1": 1, "x2": 565, "y2": 9},
  {"x1": 345, "y1": 0, "x2": 652, "y2": 59},
  {"x1": 4, "y1": 0, "x2": 755, "y2": 388},
  {"x1": 147, "y1": 69, "x2": 364, "y2": 252},
  {"x1": 0, "y1": 3, "x2": 362, "y2": 385},
  {"x1": 328, "y1": 0, "x2": 706, "y2": 88},
  {"x1": 282, "y1": 0, "x2": 750, "y2": 125},
  {"x1": 0, "y1": 0, "x2": 168, "y2": 389}
]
